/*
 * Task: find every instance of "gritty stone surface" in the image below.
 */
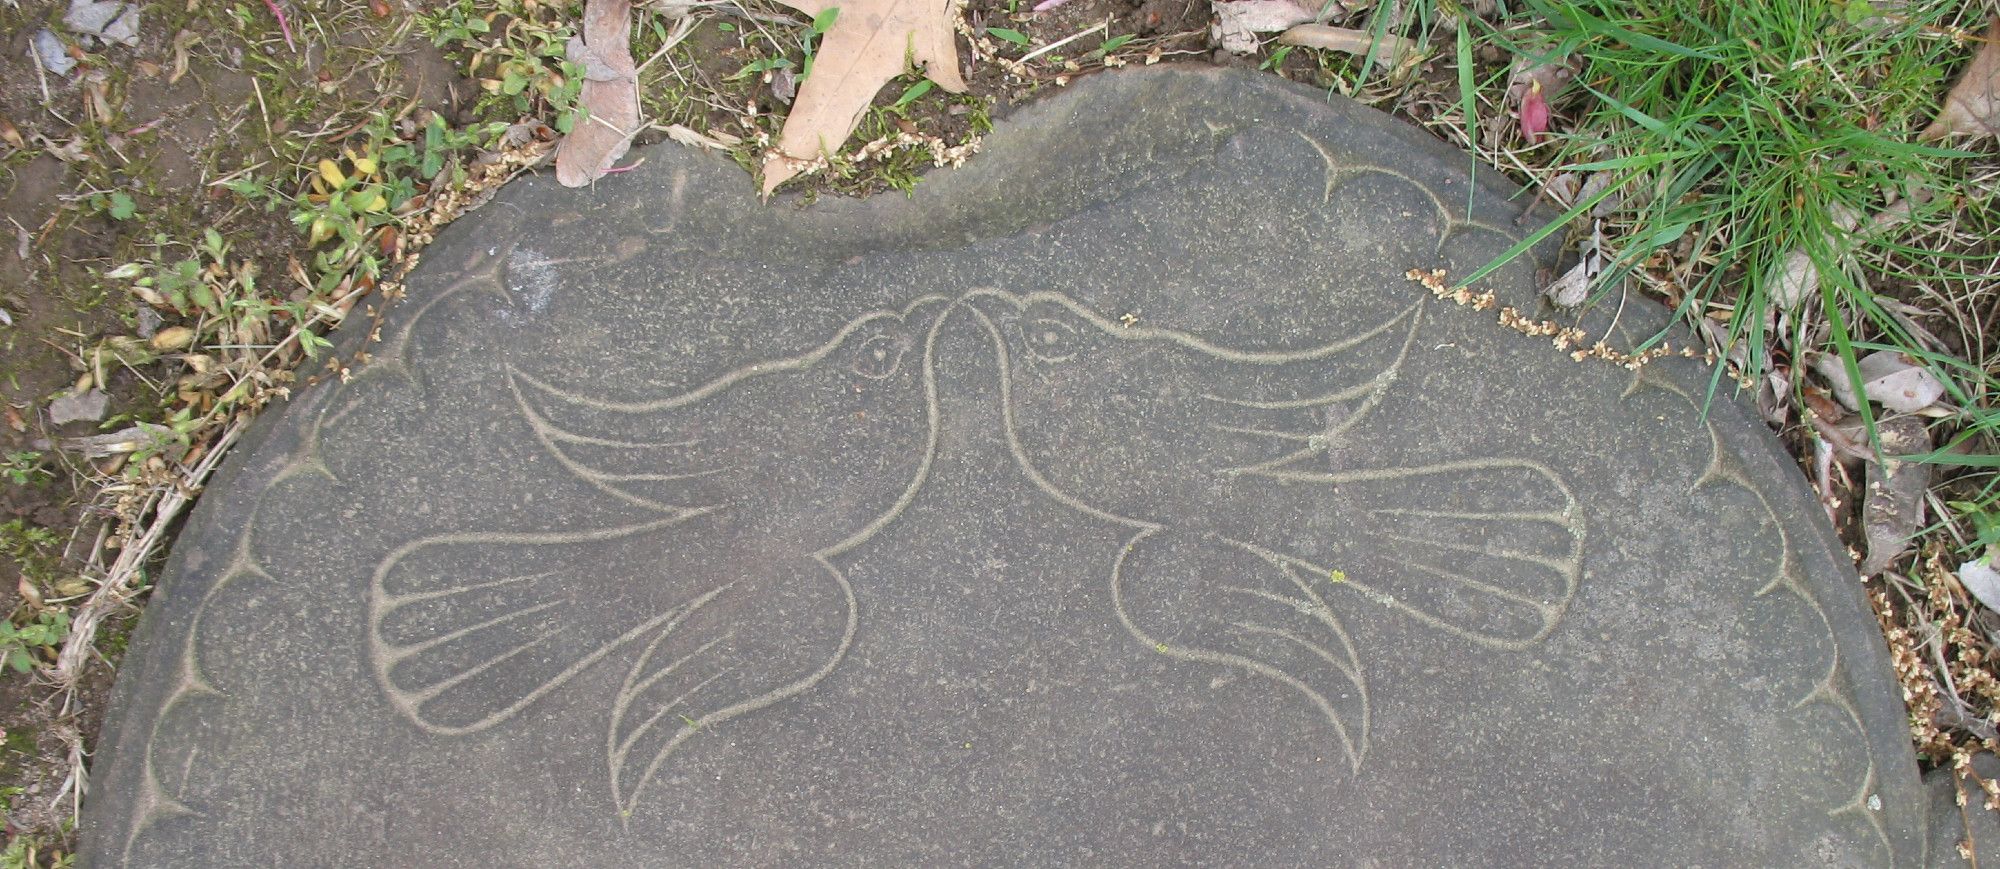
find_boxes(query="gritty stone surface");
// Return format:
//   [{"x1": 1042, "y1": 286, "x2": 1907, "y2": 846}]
[{"x1": 86, "y1": 66, "x2": 1939, "y2": 865}]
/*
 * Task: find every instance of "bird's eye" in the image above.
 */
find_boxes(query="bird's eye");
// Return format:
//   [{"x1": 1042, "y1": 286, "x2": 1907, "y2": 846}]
[
  {"x1": 849, "y1": 333, "x2": 905, "y2": 380},
  {"x1": 1024, "y1": 317, "x2": 1080, "y2": 363}
]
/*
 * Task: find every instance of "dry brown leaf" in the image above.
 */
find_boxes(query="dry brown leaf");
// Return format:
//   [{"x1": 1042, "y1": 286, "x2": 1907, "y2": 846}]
[
  {"x1": 1216, "y1": 0, "x2": 1316, "y2": 55},
  {"x1": 554, "y1": 0, "x2": 641, "y2": 188},
  {"x1": 1275, "y1": 23, "x2": 1419, "y2": 69},
  {"x1": 760, "y1": 0, "x2": 967, "y2": 195},
  {"x1": 1922, "y1": 18, "x2": 2000, "y2": 142},
  {"x1": 1542, "y1": 219, "x2": 1605, "y2": 308}
]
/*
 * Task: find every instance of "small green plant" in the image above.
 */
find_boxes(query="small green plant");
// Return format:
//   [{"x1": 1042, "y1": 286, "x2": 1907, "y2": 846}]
[
  {"x1": 0, "y1": 828, "x2": 73, "y2": 869},
  {"x1": 800, "y1": 8, "x2": 840, "y2": 80},
  {"x1": 0, "y1": 520, "x2": 61, "y2": 587},
  {"x1": 1949, "y1": 496, "x2": 2000, "y2": 561},
  {"x1": 421, "y1": 0, "x2": 585, "y2": 132},
  {"x1": 889, "y1": 79, "x2": 935, "y2": 112},
  {"x1": 424, "y1": 0, "x2": 492, "y2": 45},
  {"x1": 0, "y1": 612, "x2": 69, "y2": 674},
  {"x1": 2, "y1": 452, "x2": 48, "y2": 486},
  {"x1": 1089, "y1": 33, "x2": 1136, "y2": 61},
  {"x1": 81, "y1": 190, "x2": 138, "y2": 222},
  {"x1": 728, "y1": 56, "x2": 796, "y2": 82},
  {"x1": 986, "y1": 26, "x2": 1031, "y2": 48}
]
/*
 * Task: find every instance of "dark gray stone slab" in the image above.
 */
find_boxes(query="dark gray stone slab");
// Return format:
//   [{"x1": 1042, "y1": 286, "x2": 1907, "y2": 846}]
[{"x1": 86, "y1": 66, "x2": 1948, "y2": 865}]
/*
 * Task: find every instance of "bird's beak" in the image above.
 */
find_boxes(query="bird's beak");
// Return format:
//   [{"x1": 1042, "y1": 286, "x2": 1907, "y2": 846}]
[
  {"x1": 957, "y1": 288, "x2": 1026, "y2": 331},
  {"x1": 901, "y1": 294, "x2": 952, "y2": 331}
]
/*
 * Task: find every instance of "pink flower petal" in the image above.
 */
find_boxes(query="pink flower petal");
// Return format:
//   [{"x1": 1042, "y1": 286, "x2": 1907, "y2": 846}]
[{"x1": 1519, "y1": 82, "x2": 1550, "y2": 143}]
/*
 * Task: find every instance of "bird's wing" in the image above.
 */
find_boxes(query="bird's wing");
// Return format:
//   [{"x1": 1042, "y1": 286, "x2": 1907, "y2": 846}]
[
  {"x1": 507, "y1": 368, "x2": 742, "y2": 514},
  {"x1": 368, "y1": 513, "x2": 718, "y2": 735},
  {"x1": 1112, "y1": 527, "x2": 1371, "y2": 772},
  {"x1": 1187, "y1": 300, "x2": 1426, "y2": 477},
  {"x1": 606, "y1": 553, "x2": 856, "y2": 815},
  {"x1": 1000, "y1": 300, "x2": 1428, "y2": 517},
  {"x1": 1248, "y1": 459, "x2": 1584, "y2": 650}
]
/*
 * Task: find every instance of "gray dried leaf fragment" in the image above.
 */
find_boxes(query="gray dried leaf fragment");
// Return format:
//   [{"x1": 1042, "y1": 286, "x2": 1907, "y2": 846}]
[
  {"x1": 32, "y1": 30, "x2": 76, "y2": 77},
  {"x1": 1766, "y1": 203, "x2": 1859, "y2": 310},
  {"x1": 1212, "y1": 0, "x2": 1317, "y2": 54},
  {"x1": 52, "y1": 422, "x2": 176, "y2": 458},
  {"x1": 1543, "y1": 220, "x2": 1605, "y2": 308},
  {"x1": 1858, "y1": 351, "x2": 1947, "y2": 413},
  {"x1": 1859, "y1": 416, "x2": 1932, "y2": 576},
  {"x1": 1812, "y1": 349, "x2": 1947, "y2": 414},
  {"x1": 63, "y1": 1, "x2": 141, "y2": 47},
  {"x1": 47, "y1": 389, "x2": 109, "y2": 425},
  {"x1": 1959, "y1": 558, "x2": 2000, "y2": 613}
]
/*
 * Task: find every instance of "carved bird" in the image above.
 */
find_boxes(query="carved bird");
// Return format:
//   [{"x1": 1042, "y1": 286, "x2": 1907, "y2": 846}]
[
  {"x1": 958, "y1": 287, "x2": 1583, "y2": 771},
  {"x1": 368, "y1": 295, "x2": 949, "y2": 816}
]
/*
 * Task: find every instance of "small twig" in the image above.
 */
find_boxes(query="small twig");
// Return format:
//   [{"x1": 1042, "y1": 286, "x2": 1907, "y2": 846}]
[
  {"x1": 263, "y1": 0, "x2": 298, "y2": 52},
  {"x1": 52, "y1": 416, "x2": 251, "y2": 690},
  {"x1": 1017, "y1": 21, "x2": 1107, "y2": 66},
  {"x1": 30, "y1": 34, "x2": 53, "y2": 107}
]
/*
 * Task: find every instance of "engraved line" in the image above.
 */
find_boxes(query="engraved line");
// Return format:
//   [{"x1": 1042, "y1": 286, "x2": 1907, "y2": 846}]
[
  {"x1": 398, "y1": 630, "x2": 562, "y2": 706},
  {"x1": 619, "y1": 614, "x2": 733, "y2": 705},
  {"x1": 614, "y1": 643, "x2": 732, "y2": 757},
  {"x1": 380, "y1": 571, "x2": 547, "y2": 607},
  {"x1": 271, "y1": 384, "x2": 340, "y2": 485},
  {"x1": 1200, "y1": 379, "x2": 1379, "y2": 410},
  {"x1": 378, "y1": 600, "x2": 562, "y2": 664},
  {"x1": 961, "y1": 287, "x2": 1425, "y2": 366},
  {"x1": 1366, "y1": 506, "x2": 1575, "y2": 526},
  {"x1": 368, "y1": 516, "x2": 706, "y2": 735},
  {"x1": 820, "y1": 296, "x2": 952, "y2": 558},
  {"x1": 121, "y1": 522, "x2": 273, "y2": 861},
  {"x1": 963, "y1": 302, "x2": 1147, "y2": 528},
  {"x1": 1373, "y1": 530, "x2": 1578, "y2": 573},
  {"x1": 363, "y1": 217, "x2": 524, "y2": 381},
  {"x1": 1296, "y1": 132, "x2": 1450, "y2": 247},
  {"x1": 538, "y1": 428, "x2": 700, "y2": 451},
  {"x1": 509, "y1": 294, "x2": 949, "y2": 414},
  {"x1": 506, "y1": 373, "x2": 713, "y2": 515},
  {"x1": 1208, "y1": 424, "x2": 1314, "y2": 442},
  {"x1": 1220, "y1": 304, "x2": 1426, "y2": 477},
  {"x1": 1227, "y1": 621, "x2": 1366, "y2": 688},
  {"x1": 586, "y1": 468, "x2": 731, "y2": 485},
  {"x1": 615, "y1": 665, "x2": 733, "y2": 763},
  {"x1": 1230, "y1": 539, "x2": 1373, "y2": 755},
  {"x1": 1688, "y1": 411, "x2": 1895, "y2": 859},
  {"x1": 1110, "y1": 528, "x2": 1365, "y2": 773},
  {"x1": 1394, "y1": 559, "x2": 1567, "y2": 614},
  {"x1": 606, "y1": 584, "x2": 734, "y2": 785},
  {"x1": 613, "y1": 554, "x2": 858, "y2": 815}
]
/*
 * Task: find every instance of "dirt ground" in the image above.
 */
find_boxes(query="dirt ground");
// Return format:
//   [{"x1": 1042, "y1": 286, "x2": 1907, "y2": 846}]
[
  {"x1": 0, "y1": 0, "x2": 1994, "y2": 862},
  {"x1": 0, "y1": 1, "x2": 487, "y2": 857}
]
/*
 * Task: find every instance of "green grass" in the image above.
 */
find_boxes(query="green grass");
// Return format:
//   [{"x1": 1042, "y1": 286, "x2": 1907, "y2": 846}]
[{"x1": 1390, "y1": 0, "x2": 1999, "y2": 556}]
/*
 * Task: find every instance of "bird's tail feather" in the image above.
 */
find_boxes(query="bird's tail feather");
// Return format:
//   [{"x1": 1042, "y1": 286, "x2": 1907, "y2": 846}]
[
  {"x1": 368, "y1": 514, "x2": 706, "y2": 735},
  {"x1": 1289, "y1": 459, "x2": 1585, "y2": 649},
  {"x1": 1114, "y1": 529, "x2": 1371, "y2": 772},
  {"x1": 607, "y1": 554, "x2": 857, "y2": 816}
]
